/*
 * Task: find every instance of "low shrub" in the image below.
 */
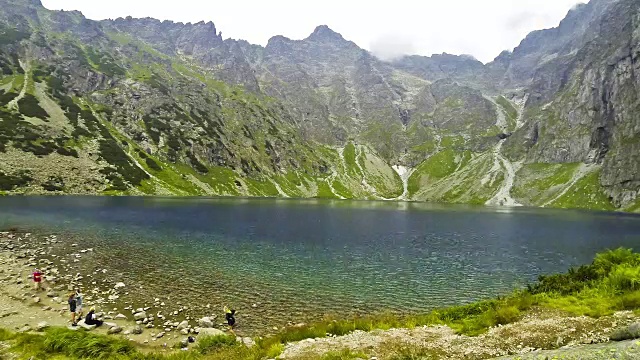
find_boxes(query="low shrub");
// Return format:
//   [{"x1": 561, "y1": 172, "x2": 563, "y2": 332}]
[
  {"x1": 18, "y1": 94, "x2": 49, "y2": 119},
  {"x1": 195, "y1": 335, "x2": 237, "y2": 355},
  {"x1": 0, "y1": 170, "x2": 32, "y2": 190}
]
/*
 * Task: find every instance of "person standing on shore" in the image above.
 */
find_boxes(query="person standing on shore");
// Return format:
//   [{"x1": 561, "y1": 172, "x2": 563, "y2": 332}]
[
  {"x1": 68, "y1": 292, "x2": 77, "y2": 326},
  {"x1": 32, "y1": 268, "x2": 43, "y2": 291},
  {"x1": 75, "y1": 289, "x2": 84, "y2": 319},
  {"x1": 224, "y1": 306, "x2": 237, "y2": 333}
]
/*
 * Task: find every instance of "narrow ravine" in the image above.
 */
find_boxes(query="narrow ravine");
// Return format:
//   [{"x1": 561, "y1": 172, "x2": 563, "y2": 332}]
[
  {"x1": 514, "y1": 94, "x2": 530, "y2": 130},
  {"x1": 392, "y1": 165, "x2": 414, "y2": 201},
  {"x1": 354, "y1": 145, "x2": 396, "y2": 200},
  {"x1": 354, "y1": 146, "x2": 380, "y2": 197},
  {"x1": 485, "y1": 95, "x2": 523, "y2": 207},
  {"x1": 485, "y1": 140, "x2": 522, "y2": 207},
  {"x1": 270, "y1": 179, "x2": 290, "y2": 198},
  {"x1": 325, "y1": 171, "x2": 346, "y2": 200},
  {"x1": 484, "y1": 95, "x2": 508, "y2": 132}
]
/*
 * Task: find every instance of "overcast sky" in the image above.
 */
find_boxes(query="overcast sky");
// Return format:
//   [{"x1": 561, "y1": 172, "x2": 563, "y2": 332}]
[{"x1": 40, "y1": 0, "x2": 585, "y2": 63}]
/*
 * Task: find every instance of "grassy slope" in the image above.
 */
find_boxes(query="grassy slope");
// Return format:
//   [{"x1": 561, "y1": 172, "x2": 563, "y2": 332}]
[
  {"x1": 550, "y1": 170, "x2": 616, "y2": 211},
  {"x1": 408, "y1": 149, "x2": 500, "y2": 205},
  {"x1": 1, "y1": 248, "x2": 639, "y2": 360},
  {"x1": 512, "y1": 163, "x2": 582, "y2": 206}
]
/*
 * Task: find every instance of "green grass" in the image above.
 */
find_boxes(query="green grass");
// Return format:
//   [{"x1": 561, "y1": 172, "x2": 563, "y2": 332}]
[
  {"x1": 551, "y1": 170, "x2": 615, "y2": 211},
  {"x1": 332, "y1": 179, "x2": 355, "y2": 199},
  {"x1": 511, "y1": 163, "x2": 581, "y2": 205},
  {"x1": 343, "y1": 143, "x2": 362, "y2": 178},
  {"x1": 245, "y1": 177, "x2": 280, "y2": 197},
  {"x1": 195, "y1": 335, "x2": 237, "y2": 354},
  {"x1": 316, "y1": 181, "x2": 339, "y2": 199},
  {"x1": 407, "y1": 149, "x2": 468, "y2": 197},
  {"x1": 440, "y1": 135, "x2": 465, "y2": 148}
]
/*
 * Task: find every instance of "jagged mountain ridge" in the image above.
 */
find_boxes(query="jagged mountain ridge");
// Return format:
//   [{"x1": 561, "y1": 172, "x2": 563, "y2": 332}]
[{"x1": 0, "y1": 0, "x2": 637, "y2": 212}]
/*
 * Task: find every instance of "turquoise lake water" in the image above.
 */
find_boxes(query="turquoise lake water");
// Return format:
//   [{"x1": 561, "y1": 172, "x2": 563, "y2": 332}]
[{"x1": 1, "y1": 196, "x2": 639, "y2": 333}]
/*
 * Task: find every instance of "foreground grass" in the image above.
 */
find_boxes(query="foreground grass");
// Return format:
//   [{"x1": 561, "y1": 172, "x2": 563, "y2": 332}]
[{"x1": 1, "y1": 248, "x2": 639, "y2": 360}]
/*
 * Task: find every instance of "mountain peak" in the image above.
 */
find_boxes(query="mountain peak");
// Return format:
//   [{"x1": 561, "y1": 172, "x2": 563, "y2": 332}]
[{"x1": 307, "y1": 25, "x2": 345, "y2": 42}]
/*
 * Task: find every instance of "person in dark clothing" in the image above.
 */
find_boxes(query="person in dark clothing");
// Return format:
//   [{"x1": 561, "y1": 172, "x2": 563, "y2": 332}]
[
  {"x1": 224, "y1": 306, "x2": 237, "y2": 331},
  {"x1": 68, "y1": 292, "x2": 77, "y2": 326},
  {"x1": 85, "y1": 307, "x2": 103, "y2": 327}
]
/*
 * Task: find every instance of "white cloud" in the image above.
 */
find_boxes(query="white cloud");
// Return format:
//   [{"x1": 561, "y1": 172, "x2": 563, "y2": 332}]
[
  {"x1": 370, "y1": 34, "x2": 417, "y2": 61},
  {"x1": 40, "y1": 0, "x2": 586, "y2": 63}
]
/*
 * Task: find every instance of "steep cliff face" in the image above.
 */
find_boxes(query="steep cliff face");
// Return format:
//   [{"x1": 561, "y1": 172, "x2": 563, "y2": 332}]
[
  {"x1": 0, "y1": 0, "x2": 637, "y2": 212},
  {"x1": 503, "y1": 0, "x2": 639, "y2": 209}
]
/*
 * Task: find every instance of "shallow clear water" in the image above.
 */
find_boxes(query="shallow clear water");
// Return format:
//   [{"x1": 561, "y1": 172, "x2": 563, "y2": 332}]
[{"x1": 1, "y1": 196, "x2": 640, "y2": 333}]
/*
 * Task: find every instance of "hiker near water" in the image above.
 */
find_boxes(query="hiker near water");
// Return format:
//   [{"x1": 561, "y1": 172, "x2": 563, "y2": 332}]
[
  {"x1": 75, "y1": 289, "x2": 84, "y2": 318},
  {"x1": 224, "y1": 306, "x2": 237, "y2": 331},
  {"x1": 68, "y1": 292, "x2": 77, "y2": 326},
  {"x1": 32, "y1": 268, "x2": 43, "y2": 290},
  {"x1": 85, "y1": 307, "x2": 103, "y2": 327}
]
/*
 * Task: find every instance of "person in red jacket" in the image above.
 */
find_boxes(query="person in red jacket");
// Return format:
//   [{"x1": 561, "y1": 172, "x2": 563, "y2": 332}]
[{"x1": 32, "y1": 268, "x2": 43, "y2": 291}]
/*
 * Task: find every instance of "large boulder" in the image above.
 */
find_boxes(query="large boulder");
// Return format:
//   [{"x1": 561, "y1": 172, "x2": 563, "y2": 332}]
[
  {"x1": 198, "y1": 317, "x2": 214, "y2": 328},
  {"x1": 78, "y1": 322, "x2": 96, "y2": 331},
  {"x1": 177, "y1": 320, "x2": 189, "y2": 330},
  {"x1": 35, "y1": 321, "x2": 48, "y2": 332},
  {"x1": 133, "y1": 311, "x2": 147, "y2": 321},
  {"x1": 610, "y1": 323, "x2": 640, "y2": 341},
  {"x1": 197, "y1": 328, "x2": 225, "y2": 337},
  {"x1": 107, "y1": 326, "x2": 123, "y2": 334}
]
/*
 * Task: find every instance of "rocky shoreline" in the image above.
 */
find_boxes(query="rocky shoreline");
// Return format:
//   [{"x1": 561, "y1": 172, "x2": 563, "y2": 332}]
[
  {"x1": 279, "y1": 310, "x2": 639, "y2": 359},
  {"x1": 0, "y1": 230, "x2": 255, "y2": 350}
]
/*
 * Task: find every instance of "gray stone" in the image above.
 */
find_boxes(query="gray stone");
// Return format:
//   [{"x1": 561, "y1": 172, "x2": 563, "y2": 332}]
[
  {"x1": 132, "y1": 325, "x2": 143, "y2": 335},
  {"x1": 78, "y1": 321, "x2": 96, "y2": 331},
  {"x1": 35, "y1": 321, "x2": 48, "y2": 331},
  {"x1": 198, "y1": 317, "x2": 214, "y2": 328},
  {"x1": 107, "y1": 326, "x2": 123, "y2": 334},
  {"x1": 115, "y1": 313, "x2": 127, "y2": 320},
  {"x1": 197, "y1": 328, "x2": 225, "y2": 337},
  {"x1": 133, "y1": 311, "x2": 147, "y2": 321},
  {"x1": 177, "y1": 320, "x2": 189, "y2": 330},
  {"x1": 610, "y1": 323, "x2": 640, "y2": 341}
]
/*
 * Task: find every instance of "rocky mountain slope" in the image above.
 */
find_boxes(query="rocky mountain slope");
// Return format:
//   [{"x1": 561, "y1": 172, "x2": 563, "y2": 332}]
[{"x1": 0, "y1": 0, "x2": 637, "y2": 212}]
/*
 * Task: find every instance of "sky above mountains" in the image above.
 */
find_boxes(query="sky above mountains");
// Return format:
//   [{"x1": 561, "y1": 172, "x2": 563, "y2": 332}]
[{"x1": 41, "y1": 0, "x2": 585, "y2": 63}]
